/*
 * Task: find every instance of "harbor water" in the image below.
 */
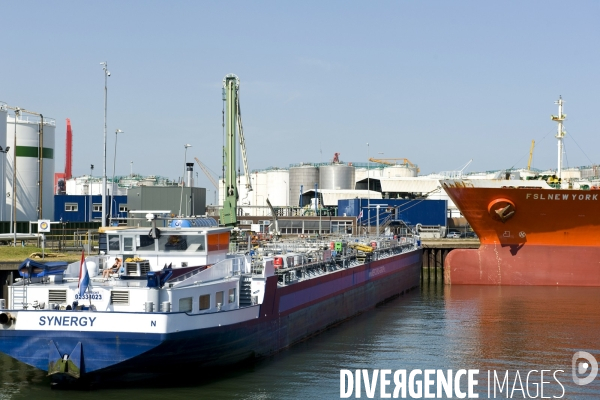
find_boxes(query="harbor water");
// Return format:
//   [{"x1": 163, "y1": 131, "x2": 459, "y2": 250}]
[{"x1": 1, "y1": 282, "x2": 599, "y2": 399}]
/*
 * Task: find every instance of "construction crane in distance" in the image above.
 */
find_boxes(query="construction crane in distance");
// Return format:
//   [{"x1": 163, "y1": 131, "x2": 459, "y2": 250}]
[
  {"x1": 368, "y1": 158, "x2": 420, "y2": 173},
  {"x1": 194, "y1": 157, "x2": 218, "y2": 189},
  {"x1": 527, "y1": 140, "x2": 535, "y2": 170},
  {"x1": 236, "y1": 95, "x2": 252, "y2": 193}
]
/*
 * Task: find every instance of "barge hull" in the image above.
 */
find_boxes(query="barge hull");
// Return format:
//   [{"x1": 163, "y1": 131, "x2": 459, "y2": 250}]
[
  {"x1": 109, "y1": 250, "x2": 422, "y2": 375},
  {"x1": 0, "y1": 251, "x2": 421, "y2": 378}
]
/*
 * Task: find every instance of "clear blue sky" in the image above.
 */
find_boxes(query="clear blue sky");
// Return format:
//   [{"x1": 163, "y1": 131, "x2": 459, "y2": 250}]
[{"x1": 1, "y1": 1, "x2": 598, "y2": 190}]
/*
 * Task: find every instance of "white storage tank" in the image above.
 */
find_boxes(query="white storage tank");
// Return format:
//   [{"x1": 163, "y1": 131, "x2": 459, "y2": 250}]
[
  {"x1": 319, "y1": 164, "x2": 355, "y2": 190},
  {"x1": 237, "y1": 175, "x2": 252, "y2": 206},
  {"x1": 383, "y1": 165, "x2": 418, "y2": 177},
  {"x1": 289, "y1": 164, "x2": 319, "y2": 206},
  {"x1": 355, "y1": 167, "x2": 368, "y2": 183},
  {"x1": 252, "y1": 171, "x2": 268, "y2": 207},
  {"x1": 218, "y1": 178, "x2": 224, "y2": 206},
  {"x1": 266, "y1": 169, "x2": 289, "y2": 207},
  {"x1": 0, "y1": 102, "x2": 7, "y2": 221},
  {"x1": 237, "y1": 175, "x2": 256, "y2": 215},
  {"x1": 140, "y1": 176, "x2": 157, "y2": 186},
  {"x1": 219, "y1": 172, "x2": 268, "y2": 210},
  {"x1": 6, "y1": 113, "x2": 56, "y2": 221}
]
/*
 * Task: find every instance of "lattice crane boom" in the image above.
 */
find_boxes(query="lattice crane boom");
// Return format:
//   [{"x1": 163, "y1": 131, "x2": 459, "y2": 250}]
[
  {"x1": 368, "y1": 157, "x2": 420, "y2": 173},
  {"x1": 194, "y1": 157, "x2": 219, "y2": 189}
]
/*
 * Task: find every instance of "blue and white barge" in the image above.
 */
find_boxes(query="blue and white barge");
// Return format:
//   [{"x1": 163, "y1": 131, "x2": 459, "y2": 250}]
[{"x1": 0, "y1": 214, "x2": 421, "y2": 385}]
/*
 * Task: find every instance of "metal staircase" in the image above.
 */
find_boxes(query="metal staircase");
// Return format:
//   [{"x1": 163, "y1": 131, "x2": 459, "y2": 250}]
[{"x1": 239, "y1": 275, "x2": 253, "y2": 307}]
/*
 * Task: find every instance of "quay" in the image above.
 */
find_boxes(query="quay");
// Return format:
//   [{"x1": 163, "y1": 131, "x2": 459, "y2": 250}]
[{"x1": 420, "y1": 238, "x2": 480, "y2": 283}]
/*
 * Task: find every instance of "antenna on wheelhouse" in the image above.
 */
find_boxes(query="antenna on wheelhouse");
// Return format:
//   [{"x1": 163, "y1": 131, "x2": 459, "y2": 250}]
[{"x1": 551, "y1": 96, "x2": 566, "y2": 181}]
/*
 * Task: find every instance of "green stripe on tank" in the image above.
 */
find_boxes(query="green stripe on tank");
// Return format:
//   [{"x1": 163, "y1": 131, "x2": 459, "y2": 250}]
[{"x1": 15, "y1": 146, "x2": 54, "y2": 159}]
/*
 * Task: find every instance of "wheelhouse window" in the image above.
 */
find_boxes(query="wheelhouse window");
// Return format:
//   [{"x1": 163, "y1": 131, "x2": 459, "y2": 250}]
[
  {"x1": 228, "y1": 288, "x2": 236, "y2": 304},
  {"x1": 123, "y1": 237, "x2": 134, "y2": 252},
  {"x1": 108, "y1": 235, "x2": 120, "y2": 251},
  {"x1": 179, "y1": 297, "x2": 192, "y2": 312},
  {"x1": 158, "y1": 234, "x2": 206, "y2": 252},
  {"x1": 216, "y1": 291, "x2": 224, "y2": 306},
  {"x1": 65, "y1": 203, "x2": 78, "y2": 212},
  {"x1": 136, "y1": 235, "x2": 155, "y2": 251},
  {"x1": 199, "y1": 294, "x2": 210, "y2": 310}
]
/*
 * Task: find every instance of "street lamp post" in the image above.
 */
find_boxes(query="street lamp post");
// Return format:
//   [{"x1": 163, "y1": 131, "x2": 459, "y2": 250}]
[
  {"x1": 100, "y1": 61, "x2": 110, "y2": 227},
  {"x1": 90, "y1": 164, "x2": 94, "y2": 222},
  {"x1": 367, "y1": 142, "x2": 370, "y2": 235},
  {"x1": 109, "y1": 129, "x2": 123, "y2": 226},
  {"x1": 0, "y1": 146, "x2": 9, "y2": 222},
  {"x1": 130, "y1": 161, "x2": 133, "y2": 176},
  {"x1": 179, "y1": 144, "x2": 192, "y2": 217},
  {"x1": 12, "y1": 109, "x2": 20, "y2": 246},
  {"x1": 376, "y1": 204, "x2": 380, "y2": 238}
]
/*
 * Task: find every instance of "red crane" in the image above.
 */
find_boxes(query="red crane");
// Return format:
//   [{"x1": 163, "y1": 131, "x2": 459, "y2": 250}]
[{"x1": 65, "y1": 118, "x2": 72, "y2": 179}]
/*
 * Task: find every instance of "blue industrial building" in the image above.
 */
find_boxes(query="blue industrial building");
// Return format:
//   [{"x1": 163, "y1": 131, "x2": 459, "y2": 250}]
[
  {"x1": 54, "y1": 195, "x2": 128, "y2": 224},
  {"x1": 337, "y1": 198, "x2": 447, "y2": 228}
]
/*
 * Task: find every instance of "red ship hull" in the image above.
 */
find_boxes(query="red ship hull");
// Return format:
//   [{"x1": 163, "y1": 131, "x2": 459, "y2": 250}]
[
  {"x1": 441, "y1": 180, "x2": 600, "y2": 286},
  {"x1": 445, "y1": 245, "x2": 600, "y2": 286}
]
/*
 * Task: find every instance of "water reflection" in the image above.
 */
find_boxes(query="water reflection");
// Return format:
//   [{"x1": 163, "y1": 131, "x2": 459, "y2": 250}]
[{"x1": 1, "y1": 284, "x2": 599, "y2": 399}]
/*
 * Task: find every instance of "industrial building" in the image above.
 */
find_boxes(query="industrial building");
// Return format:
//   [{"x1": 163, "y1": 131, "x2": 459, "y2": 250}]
[
  {"x1": 127, "y1": 186, "x2": 206, "y2": 227},
  {"x1": 54, "y1": 195, "x2": 128, "y2": 223},
  {"x1": 338, "y1": 198, "x2": 447, "y2": 233}
]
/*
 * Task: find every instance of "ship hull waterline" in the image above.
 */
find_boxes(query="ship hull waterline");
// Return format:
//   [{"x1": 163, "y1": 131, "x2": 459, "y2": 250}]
[
  {"x1": 0, "y1": 250, "x2": 421, "y2": 383},
  {"x1": 445, "y1": 244, "x2": 600, "y2": 286}
]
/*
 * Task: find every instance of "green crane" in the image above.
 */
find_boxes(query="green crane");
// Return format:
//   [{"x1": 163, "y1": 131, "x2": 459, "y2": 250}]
[{"x1": 220, "y1": 74, "x2": 252, "y2": 226}]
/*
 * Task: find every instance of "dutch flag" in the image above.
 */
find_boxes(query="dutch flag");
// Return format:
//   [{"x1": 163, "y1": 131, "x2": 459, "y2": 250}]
[
  {"x1": 357, "y1": 209, "x2": 363, "y2": 222},
  {"x1": 78, "y1": 250, "x2": 91, "y2": 298}
]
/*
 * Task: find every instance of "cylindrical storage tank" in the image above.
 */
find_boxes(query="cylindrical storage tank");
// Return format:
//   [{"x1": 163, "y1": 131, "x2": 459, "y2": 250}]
[
  {"x1": 237, "y1": 174, "x2": 252, "y2": 215},
  {"x1": 266, "y1": 169, "x2": 289, "y2": 207},
  {"x1": 140, "y1": 177, "x2": 156, "y2": 186},
  {"x1": 218, "y1": 178, "x2": 225, "y2": 206},
  {"x1": 383, "y1": 165, "x2": 418, "y2": 177},
  {"x1": 355, "y1": 167, "x2": 368, "y2": 183},
  {"x1": 6, "y1": 114, "x2": 55, "y2": 221},
  {"x1": 252, "y1": 171, "x2": 268, "y2": 208},
  {"x1": 319, "y1": 164, "x2": 355, "y2": 190},
  {"x1": 237, "y1": 175, "x2": 251, "y2": 205},
  {"x1": 0, "y1": 103, "x2": 7, "y2": 222},
  {"x1": 289, "y1": 164, "x2": 319, "y2": 206}
]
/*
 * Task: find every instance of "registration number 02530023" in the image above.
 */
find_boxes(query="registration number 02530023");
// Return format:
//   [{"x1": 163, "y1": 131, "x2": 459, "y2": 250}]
[{"x1": 74, "y1": 291, "x2": 102, "y2": 300}]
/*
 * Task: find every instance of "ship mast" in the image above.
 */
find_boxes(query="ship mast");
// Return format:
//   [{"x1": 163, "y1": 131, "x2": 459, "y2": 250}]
[{"x1": 551, "y1": 96, "x2": 566, "y2": 180}]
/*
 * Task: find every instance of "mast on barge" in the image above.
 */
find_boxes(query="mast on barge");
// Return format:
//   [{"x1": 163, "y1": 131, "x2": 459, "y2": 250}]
[{"x1": 551, "y1": 96, "x2": 566, "y2": 181}]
